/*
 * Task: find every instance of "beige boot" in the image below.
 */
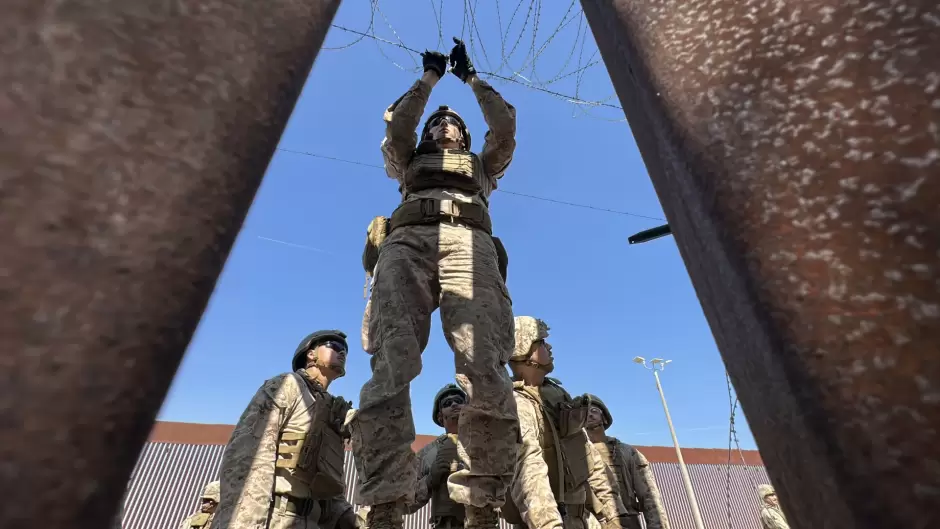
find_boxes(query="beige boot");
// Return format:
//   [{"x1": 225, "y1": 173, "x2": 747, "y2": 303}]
[
  {"x1": 465, "y1": 505, "x2": 500, "y2": 529},
  {"x1": 366, "y1": 502, "x2": 404, "y2": 529}
]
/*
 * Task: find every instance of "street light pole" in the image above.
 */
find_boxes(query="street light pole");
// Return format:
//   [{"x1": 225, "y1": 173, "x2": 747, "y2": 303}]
[{"x1": 634, "y1": 357, "x2": 706, "y2": 529}]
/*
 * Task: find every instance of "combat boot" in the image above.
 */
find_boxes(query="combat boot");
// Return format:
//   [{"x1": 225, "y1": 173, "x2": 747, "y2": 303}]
[
  {"x1": 465, "y1": 505, "x2": 500, "y2": 529},
  {"x1": 366, "y1": 502, "x2": 404, "y2": 529}
]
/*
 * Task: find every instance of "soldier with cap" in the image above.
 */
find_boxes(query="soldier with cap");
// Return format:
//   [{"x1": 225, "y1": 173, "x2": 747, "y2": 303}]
[
  {"x1": 405, "y1": 384, "x2": 469, "y2": 528},
  {"x1": 502, "y1": 316, "x2": 624, "y2": 529},
  {"x1": 177, "y1": 481, "x2": 221, "y2": 529},
  {"x1": 351, "y1": 35, "x2": 519, "y2": 529},
  {"x1": 214, "y1": 330, "x2": 358, "y2": 529},
  {"x1": 757, "y1": 485, "x2": 789, "y2": 529},
  {"x1": 582, "y1": 395, "x2": 669, "y2": 529}
]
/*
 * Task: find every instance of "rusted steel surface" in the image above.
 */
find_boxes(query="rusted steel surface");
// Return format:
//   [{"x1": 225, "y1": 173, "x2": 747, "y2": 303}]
[
  {"x1": 0, "y1": 0, "x2": 341, "y2": 527},
  {"x1": 581, "y1": 0, "x2": 940, "y2": 528}
]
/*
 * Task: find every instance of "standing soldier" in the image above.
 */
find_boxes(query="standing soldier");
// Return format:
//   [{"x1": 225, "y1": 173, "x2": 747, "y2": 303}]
[
  {"x1": 177, "y1": 481, "x2": 221, "y2": 529},
  {"x1": 214, "y1": 330, "x2": 358, "y2": 529},
  {"x1": 406, "y1": 384, "x2": 468, "y2": 527},
  {"x1": 581, "y1": 395, "x2": 669, "y2": 529},
  {"x1": 757, "y1": 485, "x2": 790, "y2": 529},
  {"x1": 351, "y1": 36, "x2": 519, "y2": 529},
  {"x1": 503, "y1": 316, "x2": 623, "y2": 529}
]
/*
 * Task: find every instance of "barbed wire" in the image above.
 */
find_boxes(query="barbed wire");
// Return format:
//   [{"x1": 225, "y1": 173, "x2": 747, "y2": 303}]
[{"x1": 322, "y1": 0, "x2": 624, "y2": 117}]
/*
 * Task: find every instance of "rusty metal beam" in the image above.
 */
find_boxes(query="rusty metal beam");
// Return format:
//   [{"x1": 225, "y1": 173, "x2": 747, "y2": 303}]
[
  {"x1": 581, "y1": 1, "x2": 940, "y2": 527},
  {"x1": 0, "y1": 1, "x2": 341, "y2": 527}
]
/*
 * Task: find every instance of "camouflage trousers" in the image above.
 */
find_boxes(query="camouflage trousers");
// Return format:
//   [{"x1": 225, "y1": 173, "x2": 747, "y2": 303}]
[{"x1": 351, "y1": 221, "x2": 519, "y2": 508}]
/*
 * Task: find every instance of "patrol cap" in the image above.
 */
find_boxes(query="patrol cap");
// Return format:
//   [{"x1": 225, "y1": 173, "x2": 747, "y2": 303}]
[
  {"x1": 581, "y1": 393, "x2": 613, "y2": 428},
  {"x1": 757, "y1": 484, "x2": 775, "y2": 499},
  {"x1": 292, "y1": 330, "x2": 348, "y2": 372},
  {"x1": 421, "y1": 106, "x2": 472, "y2": 150},
  {"x1": 511, "y1": 316, "x2": 550, "y2": 361},
  {"x1": 201, "y1": 481, "x2": 221, "y2": 503},
  {"x1": 432, "y1": 383, "x2": 467, "y2": 427}
]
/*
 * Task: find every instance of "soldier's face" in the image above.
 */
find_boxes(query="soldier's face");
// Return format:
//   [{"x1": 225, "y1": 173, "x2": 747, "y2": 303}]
[
  {"x1": 200, "y1": 499, "x2": 217, "y2": 513},
  {"x1": 313, "y1": 341, "x2": 347, "y2": 378},
  {"x1": 765, "y1": 493, "x2": 779, "y2": 506},
  {"x1": 430, "y1": 116, "x2": 464, "y2": 146},
  {"x1": 440, "y1": 394, "x2": 465, "y2": 423},
  {"x1": 586, "y1": 405, "x2": 605, "y2": 430},
  {"x1": 529, "y1": 340, "x2": 553, "y2": 367}
]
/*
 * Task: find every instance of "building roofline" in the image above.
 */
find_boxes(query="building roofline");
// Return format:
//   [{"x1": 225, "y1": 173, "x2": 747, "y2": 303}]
[{"x1": 149, "y1": 420, "x2": 763, "y2": 466}]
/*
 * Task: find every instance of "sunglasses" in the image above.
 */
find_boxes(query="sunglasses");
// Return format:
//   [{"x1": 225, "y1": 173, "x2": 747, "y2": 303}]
[
  {"x1": 441, "y1": 395, "x2": 466, "y2": 408},
  {"x1": 319, "y1": 340, "x2": 347, "y2": 353},
  {"x1": 430, "y1": 115, "x2": 461, "y2": 128}
]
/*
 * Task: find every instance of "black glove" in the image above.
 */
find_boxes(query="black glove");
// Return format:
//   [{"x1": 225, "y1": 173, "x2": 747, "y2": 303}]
[
  {"x1": 449, "y1": 37, "x2": 476, "y2": 82},
  {"x1": 422, "y1": 50, "x2": 448, "y2": 79},
  {"x1": 429, "y1": 457, "x2": 452, "y2": 487}
]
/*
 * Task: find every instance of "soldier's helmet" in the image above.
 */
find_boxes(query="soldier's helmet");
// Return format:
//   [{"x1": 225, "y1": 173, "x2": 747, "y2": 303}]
[
  {"x1": 421, "y1": 106, "x2": 472, "y2": 150},
  {"x1": 511, "y1": 316, "x2": 550, "y2": 362},
  {"x1": 201, "y1": 481, "x2": 221, "y2": 503},
  {"x1": 292, "y1": 330, "x2": 348, "y2": 374},
  {"x1": 581, "y1": 393, "x2": 613, "y2": 428},
  {"x1": 432, "y1": 383, "x2": 467, "y2": 427},
  {"x1": 757, "y1": 484, "x2": 775, "y2": 499}
]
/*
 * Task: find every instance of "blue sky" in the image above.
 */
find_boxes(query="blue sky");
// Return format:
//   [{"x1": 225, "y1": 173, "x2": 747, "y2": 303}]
[{"x1": 158, "y1": 0, "x2": 757, "y2": 451}]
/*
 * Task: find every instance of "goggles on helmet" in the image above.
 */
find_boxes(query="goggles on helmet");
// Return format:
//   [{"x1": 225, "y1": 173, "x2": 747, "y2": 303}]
[{"x1": 429, "y1": 115, "x2": 462, "y2": 129}]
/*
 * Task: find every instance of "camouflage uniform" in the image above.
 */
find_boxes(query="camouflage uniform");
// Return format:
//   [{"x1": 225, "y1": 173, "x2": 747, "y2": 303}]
[
  {"x1": 757, "y1": 485, "x2": 790, "y2": 529},
  {"x1": 505, "y1": 317, "x2": 623, "y2": 529},
  {"x1": 407, "y1": 385, "x2": 469, "y2": 528},
  {"x1": 579, "y1": 395, "x2": 669, "y2": 529},
  {"x1": 215, "y1": 331, "x2": 355, "y2": 529},
  {"x1": 177, "y1": 481, "x2": 221, "y2": 529},
  {"x1": 350, "y1": 70, "x2": 519, "y2": 512}
]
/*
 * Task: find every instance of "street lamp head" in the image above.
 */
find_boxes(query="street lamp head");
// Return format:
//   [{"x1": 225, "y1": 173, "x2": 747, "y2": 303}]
[
  {"x1": 663, "y1": 360, "x2": 673, "y2": 365},
  {"x1": 651, "y1": 358, "x2": 664, "y2": 364},
  {"x1": 633, "y1": 356, "x2": 646, "y2": 364}
]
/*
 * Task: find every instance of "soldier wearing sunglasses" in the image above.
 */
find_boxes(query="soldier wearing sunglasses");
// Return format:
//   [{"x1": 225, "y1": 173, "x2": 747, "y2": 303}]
[
  {"x1": 215, "y1": 330, "x2": 357, "y2": 529},
  {"x1": 406, "y1": 385, "x2": 468, "y2": 528},
  {"x1": 352, "y1": 35, "x2": 518, "y2": 529}
]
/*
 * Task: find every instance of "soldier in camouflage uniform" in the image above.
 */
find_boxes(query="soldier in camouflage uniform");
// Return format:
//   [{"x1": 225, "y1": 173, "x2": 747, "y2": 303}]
[
  {"x1": 350, "y1": 36, "x2": 519, "y2": 529},
  {"x1": 406, "y1": 384, "x2": 469, "y2": 527},
  {"x1": 177, "y1": 481, "x2": 221, "y2": 529},
  {"x1": 581, "y1": 395, "x2": 669, "y2": 529},
  {"x1": 503, "y1": 316, "x2": 624, "y2": 529},
  {"x1": 757, "y1": 485, "x2": 790, "y2": 529},
  {"x1": 214, "y1": 330, "x2": 358, "y2": 529}
]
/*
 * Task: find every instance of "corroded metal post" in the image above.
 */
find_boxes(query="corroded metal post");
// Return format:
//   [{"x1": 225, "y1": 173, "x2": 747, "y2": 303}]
[
  {"x1": 0, "y1": 1, "x2": 342, "y2": 527},
  {"x1": 581, "y1": 1, "x2": 940, "y2": 527}
]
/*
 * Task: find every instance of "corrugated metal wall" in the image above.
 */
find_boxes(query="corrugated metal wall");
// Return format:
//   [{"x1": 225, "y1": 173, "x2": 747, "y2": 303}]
[{"x1": 121, "y1": 443, "x2": 769, "y2": 529}]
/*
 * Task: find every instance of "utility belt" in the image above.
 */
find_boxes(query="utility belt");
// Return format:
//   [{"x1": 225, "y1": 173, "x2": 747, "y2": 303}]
[
  {"x1": 390, "y1": 198, "x2": 492, "y2": 234},
  {"x1": 361, "y1": 198, "x2": 508, "y2": 294},
  {"x1": 272, "y1": 494, "x2": 317, "y2": 517}
]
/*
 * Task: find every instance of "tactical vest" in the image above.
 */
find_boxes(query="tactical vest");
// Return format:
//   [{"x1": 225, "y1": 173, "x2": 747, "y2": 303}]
[
  {"x1": 402, "y1": 148, "x2": 492, "y2": 200},
  {"x1": 188, "y1": 512, "x2": 213, "y2": 529},
  {"x1": 502, "y1": 380, "x2": 591, "y2": 524},
  {"x1": 596, "y1": 439, "x2": 640, "y2": 514},
  {"x1": 274, "y1": 373, "x2": 348, "y2": 498},
  {"x1": 431, "y1": 433, "x2": 466, "y2": 521}
]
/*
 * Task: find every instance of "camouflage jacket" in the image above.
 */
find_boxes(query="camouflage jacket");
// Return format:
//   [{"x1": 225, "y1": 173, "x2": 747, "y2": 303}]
[
  {"x1": 213, "y1": 371, "x2": 353, "y2": 529},
  {"x1": 510, "y1": 383, "x2": 622, "y2": 529},
  {"x1": 594, "y1": 438, "x2": 669, "y2": 529},
  {"x1": 760, "y1": 505, "x2": 790, "y2": 529},
  {"x1": 176, "y1": 512, "x2": 215, "y2": 529},
  {"x1": 380, "y1": 77, "x2": 517, "y2": 205}
]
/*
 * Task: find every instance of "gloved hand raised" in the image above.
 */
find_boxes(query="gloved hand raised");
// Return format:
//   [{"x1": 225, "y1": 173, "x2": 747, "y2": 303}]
[
  {"x1": 449, "y1": 37, "x2": 476, "y2": 82},
  {"x1": 421, "y1": 50, "x2": 448, "y2": 79}
]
